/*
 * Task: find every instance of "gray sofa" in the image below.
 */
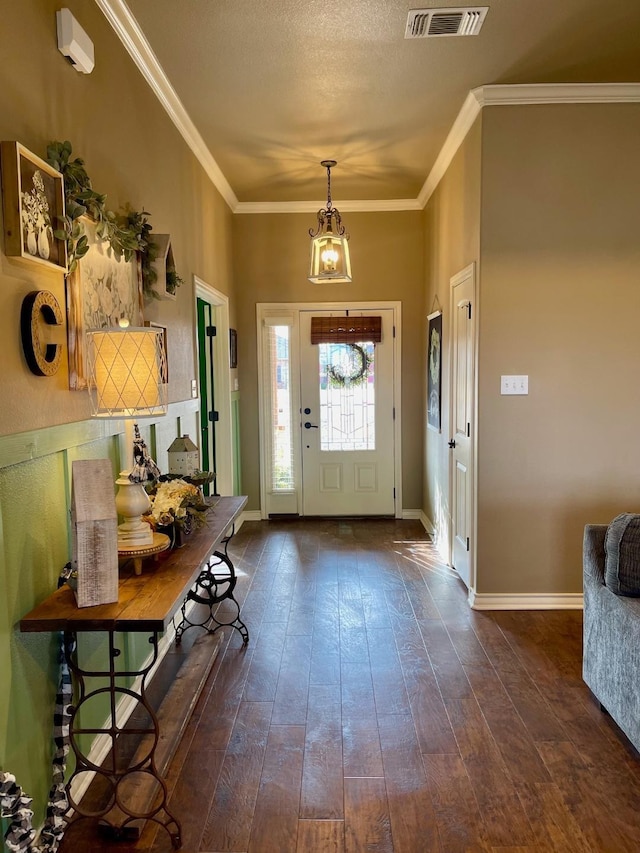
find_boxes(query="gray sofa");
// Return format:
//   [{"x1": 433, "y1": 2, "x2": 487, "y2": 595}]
[{"x1": 583, "y1": 522, "x2": 640, "y2": 752}]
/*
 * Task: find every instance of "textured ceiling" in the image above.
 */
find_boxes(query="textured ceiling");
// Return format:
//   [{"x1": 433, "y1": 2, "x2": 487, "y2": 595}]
[{"x1": 124, "y1": 0, "x2": 640, "y2": 203}]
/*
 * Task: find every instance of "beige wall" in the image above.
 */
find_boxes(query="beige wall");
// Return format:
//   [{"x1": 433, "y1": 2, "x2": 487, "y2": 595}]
[
  {"x1": 0, "y1": 0, "x2": 234, "y2": 815},
  {"x1": 477, "y1": 102, "x2": 640, "y2": 595},
  {"x1": 0, "y1": 0, "x2": 235, "y2": 438},
  {"x1": 424, "y1": 103, "x2": 640, "y2": 597},
  {"x1": 232, "y1": 210, "x2": 425, "y2": 512},
  {"x1": 422, "y1": 116, "x2": 482, "y2": 550}
]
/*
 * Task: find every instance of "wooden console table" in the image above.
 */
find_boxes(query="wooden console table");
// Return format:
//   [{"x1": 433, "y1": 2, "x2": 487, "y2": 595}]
[{"x1": 20, "y1": 495, "x2": 248, "y2": 850}]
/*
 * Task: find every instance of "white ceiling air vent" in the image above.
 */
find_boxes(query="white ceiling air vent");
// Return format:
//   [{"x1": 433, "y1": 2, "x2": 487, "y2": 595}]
[{"x1": 405, "y1": 7, "x2": 489, "y2": 38}]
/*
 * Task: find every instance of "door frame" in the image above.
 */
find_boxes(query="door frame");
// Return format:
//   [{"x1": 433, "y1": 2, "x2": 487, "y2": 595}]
[
  {"x1": 257, "y1": 300, "x2": 403, "y2": 519},
  {"x1": 194, "y1": 276, "x2": 233, "y2": 496},
  {"x1": 448, "y1": 263, "x2": 478, "y2": 592}
]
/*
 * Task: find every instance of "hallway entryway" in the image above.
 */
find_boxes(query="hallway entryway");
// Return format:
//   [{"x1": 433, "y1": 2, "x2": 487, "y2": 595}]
[
  {"x1": 257, "y1": 302, "x2": 402, "y2": 518},
  {"x1": 60, "y1": 519, "x2": 640, "y2": 852}
]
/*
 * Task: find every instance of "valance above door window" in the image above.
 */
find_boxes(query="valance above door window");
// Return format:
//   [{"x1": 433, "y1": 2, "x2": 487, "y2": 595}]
[{"x1": 310, "y1": 315, "x2": 382, "y2": 344}]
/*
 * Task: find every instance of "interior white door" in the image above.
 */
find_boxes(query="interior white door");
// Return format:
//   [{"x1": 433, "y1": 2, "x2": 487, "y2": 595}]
[
  {"x1": 299, "y1": 309, "x2": 395, "y2": 516},
  {"x1": 449, "y1": 267, "x2": 475, "y2": 587}
]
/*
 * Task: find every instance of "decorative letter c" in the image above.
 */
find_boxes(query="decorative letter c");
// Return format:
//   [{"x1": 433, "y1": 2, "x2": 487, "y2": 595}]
[{"x1": 21, "y1": 290, "x2": 63, "y2": 376}]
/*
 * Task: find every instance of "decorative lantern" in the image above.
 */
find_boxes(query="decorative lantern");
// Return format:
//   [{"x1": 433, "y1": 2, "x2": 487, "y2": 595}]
[
  {"x1": 308, "y1": 160, "x2": 352, "y2": 284},
  {"x1": 167, "y1": 435, "x2": 200, "y2": 477}
]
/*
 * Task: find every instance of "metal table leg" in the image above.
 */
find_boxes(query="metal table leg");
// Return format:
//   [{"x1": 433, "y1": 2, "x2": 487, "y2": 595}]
[
  {"x1": 64, "y1": 630, "x2": 182, "y2": 849},
  {"x1": 175, "y1": 526, "x2": 249, "y2": 646}
]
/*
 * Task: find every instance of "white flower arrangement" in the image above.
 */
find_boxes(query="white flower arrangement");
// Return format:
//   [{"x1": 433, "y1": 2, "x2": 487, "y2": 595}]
[
  {"x1": 21, "y1": 169, "x2": 51, "y2": 233},
  {"x1": 147, "y1": 479, "x2": 203, "y2": 528}
]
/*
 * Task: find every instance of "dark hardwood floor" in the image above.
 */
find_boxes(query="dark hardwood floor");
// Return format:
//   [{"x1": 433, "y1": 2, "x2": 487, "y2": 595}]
[{"x1": 60, "y1": 518, "x2": 640, "y2": 852}]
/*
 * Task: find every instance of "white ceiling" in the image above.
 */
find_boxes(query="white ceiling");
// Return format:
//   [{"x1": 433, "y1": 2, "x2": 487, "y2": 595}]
[{"x1": 103, "y1": 0, "x2": 640, "y2": 207}]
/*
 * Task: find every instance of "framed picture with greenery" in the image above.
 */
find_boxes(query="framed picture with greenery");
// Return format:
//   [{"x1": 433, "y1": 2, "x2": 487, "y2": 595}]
[
  {"x1": 0, "y1": 141, "x2": 67, "y2": 272},
  {"x1": 67, "y1": 218, "x2": 143, "y2": 390},
  {"x1": 427, "y1": 310, "x2": 442, "y2": 432}
]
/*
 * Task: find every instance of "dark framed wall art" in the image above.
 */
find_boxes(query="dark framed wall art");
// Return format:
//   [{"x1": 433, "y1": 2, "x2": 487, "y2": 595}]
[
  {"x1": 0, "y1": 141, "x2": 67, "y2": 272},
  {"x1": 229, "y1": 328, "x2": 238, "y2": 368},
  {"x1": 427, "y1": 310, "x2": 442, "y2": 432}
]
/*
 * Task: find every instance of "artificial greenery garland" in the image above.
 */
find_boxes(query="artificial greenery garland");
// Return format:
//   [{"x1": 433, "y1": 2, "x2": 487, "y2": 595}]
[
  {"x1": 327, "y1": 343, "x2": 371, "y2": 387},
  {"x1": 46, "y1": 141, "x2": 182, "y2": 299}
]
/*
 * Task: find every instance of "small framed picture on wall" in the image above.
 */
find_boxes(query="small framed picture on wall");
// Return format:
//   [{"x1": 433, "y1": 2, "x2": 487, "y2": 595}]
[
  {"x1": 427, "y1": 310, "x2": 442, "y2": 432},
  {"x1": 229, "y1": 328, "x2": 238, "y2": 368},
  {"x1": 0, "y1": 141, "x2": 67, "y2": 272}
]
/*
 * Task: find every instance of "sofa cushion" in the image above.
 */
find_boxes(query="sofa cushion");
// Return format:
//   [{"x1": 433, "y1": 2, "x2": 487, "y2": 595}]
[{"x1": 604, "y1": 513, "x2": 640, "y2": 596}]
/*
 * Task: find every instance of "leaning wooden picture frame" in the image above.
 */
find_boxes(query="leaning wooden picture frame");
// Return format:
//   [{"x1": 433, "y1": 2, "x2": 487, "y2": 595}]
[
  {"x1": 0, "y1": 141, "x2": 67, "y2": 272},
  {"x1": 67, "y1": 218, "x2": 144, "y2": 390},
  {"x1": 427, "y1": 310, "x2": 442, "y2": 432},
  {"x1": 70, "y1": 458, "x2": 119, "y2": 608}
]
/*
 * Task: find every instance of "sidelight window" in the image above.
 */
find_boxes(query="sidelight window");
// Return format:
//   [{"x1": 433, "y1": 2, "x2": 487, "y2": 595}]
[{"x1": 268, "y1": 325, "x2": 295, "y2": 490}]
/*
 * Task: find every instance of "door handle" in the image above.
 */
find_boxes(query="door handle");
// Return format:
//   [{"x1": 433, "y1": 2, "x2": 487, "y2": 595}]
[
  {"x1": 304, "y1": 421, "x2": 318, "y2": 429},
  {"x1": 448, "y1": 439, "x2": 456, "y2": 448}
]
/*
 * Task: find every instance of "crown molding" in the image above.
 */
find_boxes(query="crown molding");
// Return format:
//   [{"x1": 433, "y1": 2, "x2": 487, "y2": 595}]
[
  {"x1": 94, "y1": 9, "x2": 640, "y2": 214},
  {"x1": 96, "y1": 0, "x2": 238, "y2": 212},
  {"x1": 475, "y1": 82, "x2": 640, "y2": 106},
  {"x1": 417, "y1": 82, "x2": 640, "y2": 207},
  {"x1": 235, "y1": 198, "x2": 422, "y2": 214},
  {"x1": 417, "y1": 90, "x2": 483, "y2": 208}
]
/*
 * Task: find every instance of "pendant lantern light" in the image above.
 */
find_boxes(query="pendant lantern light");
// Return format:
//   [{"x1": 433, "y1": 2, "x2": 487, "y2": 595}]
[{"x1": 308, "y1": 160, "x2": 352, "y2": 284}]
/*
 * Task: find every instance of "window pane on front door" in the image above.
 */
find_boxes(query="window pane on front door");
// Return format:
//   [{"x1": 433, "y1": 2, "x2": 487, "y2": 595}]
[{"x1": 318, "y1": 342, "x2": 375, "y2": 451}]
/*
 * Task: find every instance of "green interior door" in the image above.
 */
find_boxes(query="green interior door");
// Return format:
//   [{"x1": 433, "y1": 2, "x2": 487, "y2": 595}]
[{"x1": 197, "y1": 297, "x2": 218, "y2": 495}]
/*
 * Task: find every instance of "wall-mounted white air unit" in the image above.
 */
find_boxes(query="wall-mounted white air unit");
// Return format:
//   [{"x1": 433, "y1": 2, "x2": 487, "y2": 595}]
[{"x1": 57, "y1": 8, "x2": 95, "y2": 73}]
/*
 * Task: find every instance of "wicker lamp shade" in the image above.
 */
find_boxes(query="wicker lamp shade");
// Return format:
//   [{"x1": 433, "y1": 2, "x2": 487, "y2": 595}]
[{"x1": 86, "y1": 327, "x2": 168, "y2": 418}]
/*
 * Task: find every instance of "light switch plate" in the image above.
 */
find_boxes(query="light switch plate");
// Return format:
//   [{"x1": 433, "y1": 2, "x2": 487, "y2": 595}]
[
  {"x1": 501, "y1": 375, "x2": 528, "y2": 395},
  {"x1": 191, "y1": 379, "x2": 198, "y2": 398}
]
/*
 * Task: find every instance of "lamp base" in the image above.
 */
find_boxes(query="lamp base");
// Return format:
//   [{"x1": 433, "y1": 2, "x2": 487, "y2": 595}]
[
  {"x1": 117, "y1": 520, "x2": 153, "y2": 546},
  {"x1": 115, "y1": 472, "x2": 153, "y2": 546}
]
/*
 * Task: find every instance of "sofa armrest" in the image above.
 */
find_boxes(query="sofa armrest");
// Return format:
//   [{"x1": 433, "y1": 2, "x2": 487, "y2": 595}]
[{"x1": 583, "y1": 524, "x2": 607, "y2": 585}]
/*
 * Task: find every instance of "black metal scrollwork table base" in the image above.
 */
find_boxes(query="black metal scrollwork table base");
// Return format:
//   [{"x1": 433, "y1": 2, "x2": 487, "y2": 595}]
[
  {"x1": 20, "y1": 495, "x2": 248, "y2": 850},
  {"x1": 175, "y1": 524, "x2": 249, "y2": 646},
  {"x1": 64, "y1": 629, "x2": 181, "y2": 847}
]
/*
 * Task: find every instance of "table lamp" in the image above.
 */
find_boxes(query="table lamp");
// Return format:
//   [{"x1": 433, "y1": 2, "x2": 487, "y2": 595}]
[{"x1": 86, "y1": 321, "x2": 168, "y2": 546}]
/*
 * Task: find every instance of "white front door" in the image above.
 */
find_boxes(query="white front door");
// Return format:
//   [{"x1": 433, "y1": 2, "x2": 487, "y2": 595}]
[
  {"x1": 299, "y1": 309, "x2": 395, "y2": 516},
  {"x1": 449, "y1": 265, "x2": 476, "y2": 588}
]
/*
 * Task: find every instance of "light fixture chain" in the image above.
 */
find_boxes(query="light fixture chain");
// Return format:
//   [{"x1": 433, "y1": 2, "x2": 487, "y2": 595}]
[{"x1": 326, "y1": 163, "x2": 332, "y2": 210}]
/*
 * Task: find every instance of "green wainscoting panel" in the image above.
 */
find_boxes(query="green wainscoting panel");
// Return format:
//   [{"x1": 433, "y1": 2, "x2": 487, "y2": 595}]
[
  {"x1": 0, "y1": 402, "x2": 198, "y2": 831},
  {"x1": 231, "y1": 392, "x2": 241, "y2": 496},
  {"x1": 0, "y1": 452, "x2": 70, "y2": 814}
]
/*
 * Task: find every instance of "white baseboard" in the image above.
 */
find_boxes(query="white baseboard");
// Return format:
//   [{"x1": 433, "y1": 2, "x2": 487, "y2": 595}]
[
  {"x1": 241, "y1": 510, "x2": 262, "y2": 523},
  {"x1": 401, "y1": 509, "x2": 421, "y2": 520},
  {"x1": 469, "y1": 592, "x2": 583, "y2": 610},
  {"x1": 419, "y1": 511, "x2": 435, "y2": 535}
]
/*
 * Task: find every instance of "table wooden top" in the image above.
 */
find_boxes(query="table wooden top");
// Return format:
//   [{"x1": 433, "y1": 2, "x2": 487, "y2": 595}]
[{"x1": 20, "y1": 495, "x2": 247, "y2": 634}]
